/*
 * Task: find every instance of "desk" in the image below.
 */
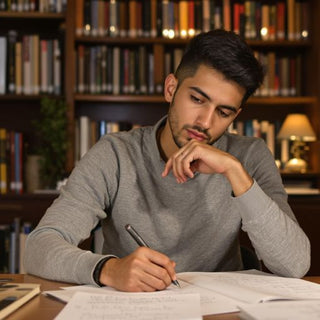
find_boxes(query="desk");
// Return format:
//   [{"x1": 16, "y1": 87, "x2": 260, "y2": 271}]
[{"x1": 1, "y1": 274, "x2": 320, "y2": 320}]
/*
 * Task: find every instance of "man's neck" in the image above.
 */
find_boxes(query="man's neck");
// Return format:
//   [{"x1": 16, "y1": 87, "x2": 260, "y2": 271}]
[{"x1": 156, "y1": 122, "x2": 179, "y2": 162}]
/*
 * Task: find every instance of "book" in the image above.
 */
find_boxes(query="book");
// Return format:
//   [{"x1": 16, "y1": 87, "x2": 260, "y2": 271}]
[
  {"x1": 0, "y1": 128, "x2": 7, "y2": 194},
  {"x1": 0, "y1": 37, "x2": 7, "y2": 94},
  {"x1": 0, "y1": 283, "x2": 40, "y2": 319},
  {"x1": 7, "y1": 30, "x2": 17, "y2": 94},
  {"x1": 287, "y1": 0, "x2": 295, "y2": 40}
]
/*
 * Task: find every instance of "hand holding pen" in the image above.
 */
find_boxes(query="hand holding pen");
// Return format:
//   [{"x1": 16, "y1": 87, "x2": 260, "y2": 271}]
[
  {"x1": 125, "y1": 224, "x2": 181, "y2": 288},
  {"x1": 98, "y1": 225, "x2": 180, "y2": 292}
]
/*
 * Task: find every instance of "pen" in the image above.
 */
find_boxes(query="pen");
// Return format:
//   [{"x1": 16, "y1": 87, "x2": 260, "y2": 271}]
[{"x1": 125, "y1": 224, "x2": 181, "y2": 288}]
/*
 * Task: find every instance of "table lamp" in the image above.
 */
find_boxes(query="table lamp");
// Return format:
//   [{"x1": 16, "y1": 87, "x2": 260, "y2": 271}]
[{"x1": 277, "y1": 113, "x2": 316, "y2": 173}]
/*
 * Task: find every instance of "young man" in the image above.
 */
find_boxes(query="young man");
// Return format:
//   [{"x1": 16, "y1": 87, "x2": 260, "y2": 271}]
[{"x1": 25, "y1": 30, "x2": 310, "y2": 292}]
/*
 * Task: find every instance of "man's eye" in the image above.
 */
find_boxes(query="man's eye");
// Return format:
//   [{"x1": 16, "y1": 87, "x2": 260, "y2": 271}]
[
  {"x1": 218, "y1": 109, "x2": 230, "y2": 118},
  {"x1": 190, "y1": 95, "x2": 202, "y2": 103}
]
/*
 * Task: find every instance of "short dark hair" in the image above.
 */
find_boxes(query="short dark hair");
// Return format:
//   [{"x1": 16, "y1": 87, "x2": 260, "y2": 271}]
[{"x1": 174, "y1": 29, "x2": 264, "y2": 105}]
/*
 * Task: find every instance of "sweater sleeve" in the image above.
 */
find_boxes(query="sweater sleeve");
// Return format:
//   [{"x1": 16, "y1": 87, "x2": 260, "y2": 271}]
[
  {"x1": 230, "y1": 136, "x2": 311, "y2": 278},
  {"x1": 24, "y1": 139, "x2": 119, "y2": 285}
]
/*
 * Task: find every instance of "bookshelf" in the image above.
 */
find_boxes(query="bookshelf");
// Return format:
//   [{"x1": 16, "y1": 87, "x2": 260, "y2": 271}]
[{"x1": 0, "y1": 0, "x2": 320, "y2": 273}]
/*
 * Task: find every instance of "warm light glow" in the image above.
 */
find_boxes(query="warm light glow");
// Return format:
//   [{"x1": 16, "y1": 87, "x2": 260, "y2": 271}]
[
  {"x1": 301, "y1": 30, "x2": 309, "y2": 38},
  {"x1": 277, "y1": 114, "x2": 316, "y2": 142},
  {"x1": 260, "y1": 27, "x2": 268, "y2": 37},
  {"x1": 188, "y1": 29, "x2": 195, "y2": 37},
  {"x1": 85, "y1": 24, "x2": 91, "y2": 31},
  {"x1": 180, "y1": 29, "x2": 187, "y2": 38},
  {"x1": 168, "y1": 29, "x2": 175, "y2": 39}
]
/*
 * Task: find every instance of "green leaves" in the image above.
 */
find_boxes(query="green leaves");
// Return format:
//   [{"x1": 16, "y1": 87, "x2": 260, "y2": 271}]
[{"x1": 33, "y1": 97, "x2": 68, "y2": 189}]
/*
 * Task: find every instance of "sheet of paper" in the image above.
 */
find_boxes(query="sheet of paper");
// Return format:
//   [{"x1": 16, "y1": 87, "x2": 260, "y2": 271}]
[
  {"x1": 45, "y1": 280, "x2": 240, "y2": 316},
  {"x1": 238, "y1": 300, "x2": 320, "y2": 320},
  {"x1": 54, "y1": 291, "x2": 202, "y2": 320},
  {"x1": 178, "y1": 271, "x2": 320, "y2": 303}
]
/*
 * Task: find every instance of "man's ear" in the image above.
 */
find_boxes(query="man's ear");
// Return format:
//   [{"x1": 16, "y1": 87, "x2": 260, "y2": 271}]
[{"x1": 164, "y1": 74, "x2": 178, "y2": 103}]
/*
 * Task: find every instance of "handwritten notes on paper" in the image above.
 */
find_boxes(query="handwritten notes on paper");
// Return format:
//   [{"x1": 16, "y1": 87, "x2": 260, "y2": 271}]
[{"x1": 54, "y1": 291, "x2": 202, "y2": 320}]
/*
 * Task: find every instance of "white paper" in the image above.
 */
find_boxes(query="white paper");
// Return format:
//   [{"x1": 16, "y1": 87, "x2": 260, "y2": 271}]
[
  {"x1": 178, "y1": 270, "x2": 320, "y2": 303},
  {"x1": 238, "y1": 300, "x2": 320, "y2": 320},
  {"x1": 45, "y1": 270, "x2": 320, "y2": 317},
  {"x1": 54, "y1": 291, "x2": 202, "y2": 320}
]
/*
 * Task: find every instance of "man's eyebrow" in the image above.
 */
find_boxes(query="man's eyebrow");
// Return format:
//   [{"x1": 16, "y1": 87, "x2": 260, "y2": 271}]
[{"x1": 189, "y1": 86, "x2": 239, "y2": 113}]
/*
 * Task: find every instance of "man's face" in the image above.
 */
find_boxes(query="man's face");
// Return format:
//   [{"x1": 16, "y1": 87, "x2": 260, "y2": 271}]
[{"x1": 164, "y1": 65, "x2": 244, "y2": 149}]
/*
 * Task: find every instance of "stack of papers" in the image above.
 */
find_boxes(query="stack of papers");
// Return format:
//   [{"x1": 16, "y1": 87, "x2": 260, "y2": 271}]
[{"x1": 44, "y1": 270, "x2": 320, "y2": 319}]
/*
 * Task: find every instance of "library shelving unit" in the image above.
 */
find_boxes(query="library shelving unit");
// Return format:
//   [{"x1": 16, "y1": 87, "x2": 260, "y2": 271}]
[{"x1": 0, "y1": 0, "x2": 320, "y2": 274}]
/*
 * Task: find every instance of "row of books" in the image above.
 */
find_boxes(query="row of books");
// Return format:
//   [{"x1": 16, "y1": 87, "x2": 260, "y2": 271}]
[
  {"x1": 75, "y1": 116, "x2": 137, "y2": 162},
  {"x1": 0, "y1": 31, "x2": 62, "y2": 95},
  {"x1": 0, "y1": 0, "x2": 67, "y2": 12},
  {"x1": 75, "y1": 44, "x2": 303, "y2": 97},
  {"x1": 0, "y1": 128, "x2": 24, "y2": 195},
  {"x1": 229, "y1": 119, "x2": 282, "y2": 160},
  {"x1": 76, "y1": 116, "x2": 288, "y2": 165},
  {"x1": 0, "y1": 217, "x2": 32, "y2": 273},
  {"x1": 75, "y1": 0, "x2": 309, "y2": 41},
  {"x1": 255, "y1": 51, "x2": 302, "y2": 97},
  {"x1": 76, "y1": 44, "x2": 183, "y2": 95}
]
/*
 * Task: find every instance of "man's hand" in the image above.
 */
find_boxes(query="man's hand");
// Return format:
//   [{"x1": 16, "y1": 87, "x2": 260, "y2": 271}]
[
  {"x1": 162, "y1": 139, "x2": 253, "y2": 196},
  {"x1": 99, "y1": 247, "x2": 177, "y2": 292}
]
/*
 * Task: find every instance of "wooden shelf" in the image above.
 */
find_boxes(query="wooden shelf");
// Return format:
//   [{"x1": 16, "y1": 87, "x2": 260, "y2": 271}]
[
  {"x1": 247, "y1": 96, "x2": 318, "y2": 105},
  {"x1": 75, "y1": 36, "x2": 311, "y2": 48},
  {"x1": 74, "y1": 94, "x2": 317, "y2": 105},
  {"x1": 0, "y1": 12, "x2": 65, "y2": 19},
  {"x1": 75, "y1": 94, "x2": 165, "y2": 103},
  {"x1": 0, "y1": 94, "x2": 63, "y2": 101}
]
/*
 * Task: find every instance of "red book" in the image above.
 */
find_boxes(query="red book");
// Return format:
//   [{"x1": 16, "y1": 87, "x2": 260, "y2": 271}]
[
  {"x1": 276, "y1": 1, "x2": 285, "y2": 40},
  {"x1": 188, "y1": 0, "x2": 195, "y2": 37},
  {"x1": 233, "y1": 3, "x2": 240, "y2": 35}
]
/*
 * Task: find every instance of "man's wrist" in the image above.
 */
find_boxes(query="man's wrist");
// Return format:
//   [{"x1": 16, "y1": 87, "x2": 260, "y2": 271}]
[{"x1": 93, "y1": 256, "x2": 116, "y2": 287}]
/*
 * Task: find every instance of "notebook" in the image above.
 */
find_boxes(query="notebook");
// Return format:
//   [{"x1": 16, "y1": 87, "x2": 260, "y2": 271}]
[{"x1": 0, "y1": 283, "x2": 40, "y2": 319}]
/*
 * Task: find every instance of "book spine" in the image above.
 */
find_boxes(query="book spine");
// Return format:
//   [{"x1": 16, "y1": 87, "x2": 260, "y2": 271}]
[
  {"x1": 119, "y1": 0, "x2": 127, "y2": 37},
  {"x1": 150, "y1": 0, "x2": 157, "y2": 37},
  {"x1": 75, "y1": 0, "x2": 84, "y2": 36},
  {"x1": 22, "y1": 35, "x2": 31, "y2": 95},
  {"x1": 179, "y1": 1, "x2": 188, "y2": 38},
  {"x1": 32, "y1": 34, "x2": 40, "y2": 95},
  {"x1": 47, "y1": 40, "x2": 54, "y2": 94},
  {"x1": 53, "y1": 39, "x2": 61, "y2": 95},
  {"x1": 276, "y1": 1, "x2": 286, "y2": 40},
  {"x1": 287, "y1": 0, "x2": 295, "y2": 40},
  {"x1": 7, "y1": 30, "x2": 17, "y2": 93},
  {"x1": 202, "y1": 0, "x2": 210, "y2": 32},
  {"x1": 0, "y1": 37, "x2": 7, "y2": 94},
  {"x1": 0, "y1": 128, "x2": 7, "y2": 194},
  {"x1": 129, "y1": 0, "x2": 137, "y2": 38},
  {"x1": 40, "y1": 39, "x2": 48, "y2": 93},
  {"x1": 15, "y1": 41, "x2": 22, "y2": 95}
]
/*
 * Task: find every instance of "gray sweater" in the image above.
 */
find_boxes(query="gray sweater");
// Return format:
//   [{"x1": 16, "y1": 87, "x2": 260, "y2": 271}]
[{"x1": 25, "y1": 117, "x2": 310, "y2": 285}]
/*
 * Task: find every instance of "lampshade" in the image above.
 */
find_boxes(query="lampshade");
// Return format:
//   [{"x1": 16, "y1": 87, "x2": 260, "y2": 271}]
[{"x1": 277, "y1": 114, "x2": 316, "y2": 142}]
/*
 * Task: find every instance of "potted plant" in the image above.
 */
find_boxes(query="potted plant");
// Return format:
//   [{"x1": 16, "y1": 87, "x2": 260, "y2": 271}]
[{"x1": 31, "y1": 97, "x2": 69, "y2": 190}]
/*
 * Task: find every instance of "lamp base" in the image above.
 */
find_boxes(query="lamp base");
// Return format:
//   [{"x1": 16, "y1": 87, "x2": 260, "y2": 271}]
[{"x1": 284, "y1": 158, "x2": 307, "y2": 173}]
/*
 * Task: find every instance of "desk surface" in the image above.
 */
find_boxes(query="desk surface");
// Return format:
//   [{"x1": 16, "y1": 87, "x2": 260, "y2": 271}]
[{"x1": 1, "y1": 274, "x2": 320, "y2": 320}]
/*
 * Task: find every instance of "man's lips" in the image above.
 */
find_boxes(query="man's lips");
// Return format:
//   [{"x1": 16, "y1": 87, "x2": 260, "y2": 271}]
[{"x1": 186, "y1": 129, "x2": 208, "y2": 141}]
